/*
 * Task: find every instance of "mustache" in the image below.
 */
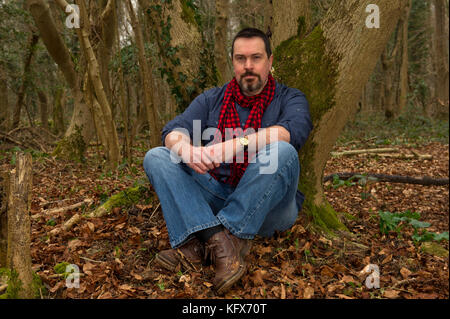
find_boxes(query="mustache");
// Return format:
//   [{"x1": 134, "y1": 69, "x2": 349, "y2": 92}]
[{"x1": 241, "y1": 72, "x2": 260, "y2": 78}]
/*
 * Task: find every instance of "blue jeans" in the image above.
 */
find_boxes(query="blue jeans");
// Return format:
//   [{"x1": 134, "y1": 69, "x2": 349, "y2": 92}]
[{"x1": 143, "y1": 141, "x2": 300, "y2": 248}]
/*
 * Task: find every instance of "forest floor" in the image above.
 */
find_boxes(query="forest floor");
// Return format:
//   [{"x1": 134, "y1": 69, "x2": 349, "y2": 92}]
[{"x1": 0, "y1": 117, "x2": 449, "y2": 299}]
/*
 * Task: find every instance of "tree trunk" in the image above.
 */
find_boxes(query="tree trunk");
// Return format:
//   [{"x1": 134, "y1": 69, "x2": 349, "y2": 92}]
[
  {"x1": 0, "y1": 66, "x2": 9, "y2": 130},
  {"x1": 26, "y1": 0, "x2": 95, "y2": 159},
  {"x1": 144, "y1": 0, "x2": 218, "y2": 112},
  {"x1": 74, "y1": 0, "x2": 121, "y2": 168},
  {"x1": 274, "y1": 0, "x2": 409, "y2": 231},
  {"x1": 215, "y1": 0, "x2": 232, "y2": 84},
  {"x1": 52, "y1": 86, "x2": 65, "y2": 136},
  {"x1": 12, "y1": 32, "x2": 39, "y2": 129},
  {"x1": 6, "y1": 153, "x2": 33, "y2": 298},
  {"x1": 381, "y1": 1, "x2": 411, "y2": 119},
  {"x1": 265, "y1": 0, "x2": 311, "y2": 49},
  {"x1": 431, "y1": 0, "x2": 449, "y2": 117},
  {"x1": 37, "y1": 90, "x2": 49, "y2": 130},
  {"x1": 0, "y1": 172, "x2": 7, "y2": 267},
  {"x1": 126, "y1": 0, "x2": 161, "y2": 148}
]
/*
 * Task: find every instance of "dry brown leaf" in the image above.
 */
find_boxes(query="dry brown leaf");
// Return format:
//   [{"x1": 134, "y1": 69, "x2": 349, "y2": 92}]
[
  {"x1": 336, "y1": 293, "x2": 354, "y2": 299},
  {"x1": 320, "y1": 266, "x2": 335, "y2": 278},
  {"x1": 280, "y1": 284, "x2": 286, "y2": 299},
  {"x1": 250, "y1": 269, "x2": 267, "y2": 286},
  {"x1": 303, "y1": 286, "x2": 314, "y2": 299},
  {"x1": 382, "y1": 254, "x2": 393, "y2": 265},
  {"x1": 384, "y1": 289, "x2": 400, "y2": 299},
  {"x1": 400, "y1": 267, "x2": 412, "y2": 279}
]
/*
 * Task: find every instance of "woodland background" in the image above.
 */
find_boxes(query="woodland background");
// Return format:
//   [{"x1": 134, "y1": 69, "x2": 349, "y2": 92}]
[{"x1": 0, "y1": 0, "x2": 448, "y2": 299}]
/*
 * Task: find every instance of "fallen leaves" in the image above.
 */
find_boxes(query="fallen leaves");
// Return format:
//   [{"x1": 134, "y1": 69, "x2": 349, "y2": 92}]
[{"x1": 8, "y1": 138, "x2": 445, "y2": 299}]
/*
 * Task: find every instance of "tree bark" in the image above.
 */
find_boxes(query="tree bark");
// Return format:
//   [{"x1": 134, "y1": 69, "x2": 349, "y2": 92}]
[
  {"x1": 73, "y1": 0, "x2": 121, "y2": 168},
  {"x1": 0, "y1": 66, "x2": 9, "y2": 130},
  {"x1": 265, "y1": 0, "x2": 311, "y2": 49},
  {"x1": 37, "y1": 90, "x2": 49, "y2": 130},
  {"x1": 126, "y1": 0, "x2": 161, "y2": 148},
  {"x1": 0, "y1": 172, "x2": 7, "y2": 267},
  {"x1": 431, "y1": 0, "x2": 449, "y2": 117},
  {"x1": 12, "y1": 32, "x2": 39, "y2": 129},
  {"x1": 144, "y1": 0, "x2": 218, "y2": 112},
  {"x1": 274, "y1": 0, "x2": 409, "y2": 231},
  {"x1": 6, "y1": 153, "x2": 33, "y2": 298},
  {"x1": 215, "y1": 0, "x2": 232, "y2": 85},
  {"x1": 381, "y1": 1, "x2": 411, "y2": 119}
]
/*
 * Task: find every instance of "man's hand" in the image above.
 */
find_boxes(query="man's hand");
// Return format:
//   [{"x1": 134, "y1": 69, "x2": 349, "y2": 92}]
[{"x1": 181, "y1": 145, "x2": 220, "y2": 175}]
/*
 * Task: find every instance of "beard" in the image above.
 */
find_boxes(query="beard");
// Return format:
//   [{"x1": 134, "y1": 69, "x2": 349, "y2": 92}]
[{"x1": 238, "y1": 72, "x2": 263, "y2": 96}]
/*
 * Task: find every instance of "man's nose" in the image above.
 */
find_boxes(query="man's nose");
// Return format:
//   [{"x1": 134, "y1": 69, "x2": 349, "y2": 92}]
[{"x1": 244, "y1": 58, "x2": 253, "y2": 70}]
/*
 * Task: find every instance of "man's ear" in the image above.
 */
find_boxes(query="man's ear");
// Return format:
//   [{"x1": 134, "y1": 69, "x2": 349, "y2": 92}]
[{"x1": 268, "y1": 54, "x2": 274, "y2": 67}]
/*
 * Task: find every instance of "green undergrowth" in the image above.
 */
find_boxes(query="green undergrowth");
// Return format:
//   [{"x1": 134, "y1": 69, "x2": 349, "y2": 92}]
[{"x1": 337, "y1": 104, "x2": 449, "y2": 146}]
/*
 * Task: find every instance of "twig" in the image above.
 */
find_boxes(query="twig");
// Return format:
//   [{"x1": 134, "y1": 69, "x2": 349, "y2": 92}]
[
  {"x1": 149, "y1": 202, "x2": 161, "y2": 220},
  {"x1": 80, "y1": 256, "x2": 103, "y2": 263}
]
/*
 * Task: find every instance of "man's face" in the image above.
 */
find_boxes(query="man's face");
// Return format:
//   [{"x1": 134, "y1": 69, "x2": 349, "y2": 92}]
[{"x1": 232, "y1": 37, "x2": 273, "y2": 96}]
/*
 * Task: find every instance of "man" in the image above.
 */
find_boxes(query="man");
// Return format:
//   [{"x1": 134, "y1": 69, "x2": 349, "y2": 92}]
[{"x1": 143, "y1": 28, "x2": 312, "y2": 295}]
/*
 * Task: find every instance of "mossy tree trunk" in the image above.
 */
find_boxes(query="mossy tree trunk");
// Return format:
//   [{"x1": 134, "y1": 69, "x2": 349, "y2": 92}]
[
  {"x1": 215, "y1": 0, "x2": 232, "y2": 85},
  {"x1": 143, "y1": 0, "x2": 218, "y2": 113},
  {"x1": 273, "y1": 0, "x2": 409, "y2": 231}
]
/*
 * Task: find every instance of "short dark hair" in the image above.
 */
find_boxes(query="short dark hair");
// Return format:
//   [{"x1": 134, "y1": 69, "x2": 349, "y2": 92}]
[{"x1": 231, "y1": 28, "x2": 272, "y2": 59}]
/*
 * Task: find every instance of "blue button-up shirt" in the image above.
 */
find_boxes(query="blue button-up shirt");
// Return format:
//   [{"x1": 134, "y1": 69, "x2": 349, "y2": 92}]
[{"x1": 161, "y1": 81, "x2": 313, "y2": 210}]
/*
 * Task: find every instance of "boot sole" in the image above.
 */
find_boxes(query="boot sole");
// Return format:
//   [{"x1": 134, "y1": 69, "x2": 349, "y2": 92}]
[{"x1": 155, "y1": 253, "x2": 203, "y2": 272}]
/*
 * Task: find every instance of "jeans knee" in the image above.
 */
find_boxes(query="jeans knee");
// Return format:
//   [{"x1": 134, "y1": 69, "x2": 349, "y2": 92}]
[{"x1": 143, "y1": 146, "x2": 170, "y2": 174}]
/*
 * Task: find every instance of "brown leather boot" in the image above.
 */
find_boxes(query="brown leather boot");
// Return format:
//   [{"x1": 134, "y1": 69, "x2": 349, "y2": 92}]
[
  {"x1": 205, "y1": 229, "x2": 252, "y2": 295},
  {"x1": 155, "y1": 237, "x2": 205, "y2": 272}
]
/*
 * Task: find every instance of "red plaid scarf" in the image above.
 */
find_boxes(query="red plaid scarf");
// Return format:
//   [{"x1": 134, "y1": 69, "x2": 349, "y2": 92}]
[{"x1": 209, "y1": 74, "x2": 276, "y2": 186}]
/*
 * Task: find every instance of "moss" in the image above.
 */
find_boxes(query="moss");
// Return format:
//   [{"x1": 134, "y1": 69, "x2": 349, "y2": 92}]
[
  {"x1": 420, "y1": 242, "x2": 449, "y2": 258},
  {"x1": 179, "y1": 0, "x2": 198, "y2": 27},
  {"x1": 88, "y1": 185, "x2": 150, "y2": 217},
  {"x1": 54, "y1": 262, "x2": 70, "y2": 275},
  {"x1": 52, "y1": 125, "x2": 86, "y2": 163},
  {"x1": 0, "y1": 268, "x2": 46, "y2": 299},
  {"x1": 273, "y1": 26, "x2": 345, "y2": 232}
]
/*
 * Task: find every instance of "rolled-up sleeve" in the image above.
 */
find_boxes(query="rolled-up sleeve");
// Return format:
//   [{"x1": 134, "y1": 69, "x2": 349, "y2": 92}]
[
  {"x1": 161, "y1": 93, "x2": 209, "y2": 146},
  {"x1": 275, "y1": 89, "x2": 313, "y2": 151}
]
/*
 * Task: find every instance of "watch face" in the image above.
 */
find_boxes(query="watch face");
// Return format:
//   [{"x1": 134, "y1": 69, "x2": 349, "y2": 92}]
[{"x1": 240, "y1": 137, "x2": 249, "y2": 146}]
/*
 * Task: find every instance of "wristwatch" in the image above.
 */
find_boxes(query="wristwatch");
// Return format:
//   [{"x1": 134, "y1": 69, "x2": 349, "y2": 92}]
[{"x1": 239, "y1": 136, "x2": 249, "y2": 152}]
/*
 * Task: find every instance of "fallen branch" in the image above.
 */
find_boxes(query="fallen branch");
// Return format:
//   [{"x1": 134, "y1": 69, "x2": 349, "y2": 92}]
[
  {"x1": 323, "y1": 172, "x2": 449, "y2": 186},
  {"x1": 49, "y1": 213, "x2": 82, "y2": 236},
  {"x1": 374, "y1": 153, "x2": 432, "y2": 160},
  {"x1": 37, "y1": 198, "x2": 93, "y2": 218},
  {"x1": 331, "y1": 148, "x2": 399, "y2": 157}
]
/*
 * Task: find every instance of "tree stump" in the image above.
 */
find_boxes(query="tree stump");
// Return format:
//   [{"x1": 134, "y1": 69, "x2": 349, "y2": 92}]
[{"x1": 5, "y1": 152, "x2": 34, "y2": 298}]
